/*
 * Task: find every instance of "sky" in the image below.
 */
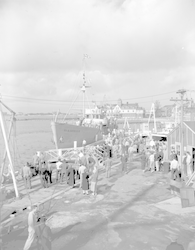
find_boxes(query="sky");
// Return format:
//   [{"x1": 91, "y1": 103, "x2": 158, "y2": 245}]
[{"x1": 0, "y1": 0, "x2": 195, "y2": 113}]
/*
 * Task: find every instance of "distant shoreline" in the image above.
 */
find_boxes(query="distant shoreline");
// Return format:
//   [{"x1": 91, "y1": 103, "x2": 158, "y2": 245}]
[
  {"x1": 16, "y1": 117, "x2": 79, "y2": 121},
  {"x1": 3, "y1": 114, "x2": 80, "y2": 121},
  {"x1": 3, "y1": 114, "x2": 174, "y2": 123}
]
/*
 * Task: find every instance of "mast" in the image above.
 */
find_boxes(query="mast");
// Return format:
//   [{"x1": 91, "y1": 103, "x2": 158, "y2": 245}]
[
  {"x1": 82, "y1": 71, "x2": 86, "y2": 118},
  {"x1": 170, "y1": 89, "x2": 190, "y2": 179},
  {"x1": 81, "y1": 54, "x2": 90, "y2": 118},
  {"x1": 148, "y1": 103, "x2": 157, "y2": 133}
]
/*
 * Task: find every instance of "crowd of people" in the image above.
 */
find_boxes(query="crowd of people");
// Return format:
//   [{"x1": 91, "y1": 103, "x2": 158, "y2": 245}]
[
  {"x1": 169, "y1": 149, "x2": 193, "y2": 181},
  {"x1": 20, "y1": 131, "x2": 169, "y2": 192},
  {"x1": 21, "y1": 128, "x2": 195, "y2": 250},
  {"x1": 21, "y1": 129, "x2": 195, "y2": 195}
]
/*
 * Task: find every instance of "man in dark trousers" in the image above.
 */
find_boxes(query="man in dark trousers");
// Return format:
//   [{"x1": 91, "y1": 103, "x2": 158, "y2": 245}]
[
  {"x1": 40, "y1": 162, "x2": 48, "y2": 188},
  {"x1": 47, "y1": 160, "x2": 53, "y2": 184},
  {"x1": 67, "y1": 164, "x2": 76, "y2": 188},
  {"x1": 33, "y1": 152, "x2": 40, "y2": 174}
]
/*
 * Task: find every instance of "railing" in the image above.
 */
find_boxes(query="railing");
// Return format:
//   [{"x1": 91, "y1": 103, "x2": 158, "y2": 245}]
[{"x1": 44, "y1": 138, "x2": 106, "y2": 163}]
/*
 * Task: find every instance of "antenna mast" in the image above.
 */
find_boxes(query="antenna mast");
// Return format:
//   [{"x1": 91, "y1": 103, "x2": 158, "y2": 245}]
[
  {"x1": 81, "y1": 54, "x2": 91, "y2": 118},
  {"x1": 148, "y1": 103, "x2": 157, "y2": 133},
  {"x1": 170, "y1": 89, "x2": 190, "y2": 179}
]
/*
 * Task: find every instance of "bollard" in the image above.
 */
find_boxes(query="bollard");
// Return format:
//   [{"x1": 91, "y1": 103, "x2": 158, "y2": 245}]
[
  {"x1": 58, "y1": 149, "x2": 62, "y2": 158},
  {"x1": 74, "y1": 141, "x2": 77, "y2": 150}
]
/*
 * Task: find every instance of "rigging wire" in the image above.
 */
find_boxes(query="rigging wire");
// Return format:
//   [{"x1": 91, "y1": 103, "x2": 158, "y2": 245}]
[
  {"x1": 63, "y1": 88, "x2": 81, "y2": 122},
  {"x1": 85, "y1": 90, "x2": 92, "y2": 110},
  {"x1": 2, "y1": 97, "x2": 173, "y2": 108},
  {"x1": 1, "y1": 90, "x2": 177, "y2": 103}
]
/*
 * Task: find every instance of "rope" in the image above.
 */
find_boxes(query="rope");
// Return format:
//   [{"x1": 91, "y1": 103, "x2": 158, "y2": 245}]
[
  {"x1": 13, "y1": 120, "x2": 23, "y2": 172},
  {"x1": 63, "y1": 89, "x2": 81, "y2": 122}
]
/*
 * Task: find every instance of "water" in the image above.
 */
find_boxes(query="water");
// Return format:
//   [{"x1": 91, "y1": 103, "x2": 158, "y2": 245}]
[{"x1": 0, "y1": 119, "x2": 54, "y2": 171}]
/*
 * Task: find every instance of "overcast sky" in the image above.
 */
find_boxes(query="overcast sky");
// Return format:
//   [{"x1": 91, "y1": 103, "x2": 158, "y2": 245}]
[{"x1": 0, "y1": 0, "x2": 195, "y2": 113}]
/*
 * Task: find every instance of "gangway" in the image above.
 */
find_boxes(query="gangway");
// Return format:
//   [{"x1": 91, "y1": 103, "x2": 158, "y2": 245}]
[{"x1": 44, "y1": 139, "x2": 105, "y2": 163}]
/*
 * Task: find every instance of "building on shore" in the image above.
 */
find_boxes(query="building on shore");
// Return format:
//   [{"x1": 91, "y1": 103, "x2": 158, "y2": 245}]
[
  {"x1": 160, "y1": 105, "x2": 175, "y2": 117},
  {"x1": 85, "y1": 105, "x2": 103, "y2": 119},
  {"x1": 102, "y1": 99, "x2": 145, "y2": 119},
  {"x1": 160, "y1": 100, "x2": 195, "y2": 121}
]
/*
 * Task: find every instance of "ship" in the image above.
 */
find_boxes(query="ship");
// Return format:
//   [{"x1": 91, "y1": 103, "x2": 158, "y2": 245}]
[{"x1": 51, "y1": 56, "x2": 117, "y2": 149}]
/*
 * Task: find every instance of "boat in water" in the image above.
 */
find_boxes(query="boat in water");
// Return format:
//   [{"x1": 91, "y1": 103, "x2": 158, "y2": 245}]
[
  {"x1": 51, "y1": 56, "x2": 117, "y2": 149},
  {"x1": 51, "y1": 120, "x2": 103, "y2": 149}
]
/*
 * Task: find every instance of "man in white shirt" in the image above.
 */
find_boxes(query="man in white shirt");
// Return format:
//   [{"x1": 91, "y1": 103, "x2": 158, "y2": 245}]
[
  {"x1": 170, "y1": 155, "x2": 180, "y2": 180},
  {"x1": 22, "y1": 163, "x2": 32, "y2": 189},
  {"x1": 149, "y1": 139, "x2": 155, "y2": 148}
]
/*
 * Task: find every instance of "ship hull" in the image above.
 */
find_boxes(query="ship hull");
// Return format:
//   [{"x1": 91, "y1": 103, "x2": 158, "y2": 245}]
[{"x1": 51, "y1": 122, "x2": 103, "y2": 149}]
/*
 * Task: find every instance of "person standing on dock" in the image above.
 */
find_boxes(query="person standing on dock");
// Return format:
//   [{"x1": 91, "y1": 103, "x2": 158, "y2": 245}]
[
  {"x1": 90, "y1": 159, "x2": 99, "y2": 195},
  {"x1": 33, "y1": 152, "x2": 40, "y2": 174},
  {"x1": 40, "y1": 162, "x2": 48, "y2": 188},
  {"x1": 79, "y1": 163, "x2": 86, "y2": 188},
  {"x1": 149, "y1": 152, "x2": 155, "y2": 173},
  {"x1": 74, "y1": 158, "x2": 80, "y2": 180},
  {"x1": 170, "y1": 155, "x2": 180, "y2": 180},
  {"x1": 121, "y1": 152, "x2": 128, "y2": 174},
  {"x1": 23, "y1": 205, "x2": 40, "y2": 250},
  {"x1": 55, "y1": 158, "x2": 62, "y2": 183},
  {"x1": 40, "y1": 152, "x2": 45, "y2": 165},
  {"x1": 67, "y1": 164, "x2": 76, "y2": 188},
  {"x1": 104, "y1": 153, "x2": 112, "y2": 178},
  {"x1": 81, "y1": 168, "x2": 89, "y2": 195},
  {"x1": 143, "y1": 150, "x2": 150, "y2": 173},
  {"x1": 128, "y1": 143, "x2": 134, "y2": 164},
  {"x1": 79, "y1": 152, "x2": 88, "y2": 167},
  {"x1": 154, "y1": 149, "x2": 160, "y2": 172},
  {"x1": 47, "y1": 160, "x2": 53, "y2": 184},
  {"x1": 87, "y1": 153, "x2": 96, "y2": 172},
  {"x1": 60, "y1": 159, "x2": 68, "y2": 184},
  {"x1": 22, "y1": 163, "x2": 32, "y2": 189}
]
